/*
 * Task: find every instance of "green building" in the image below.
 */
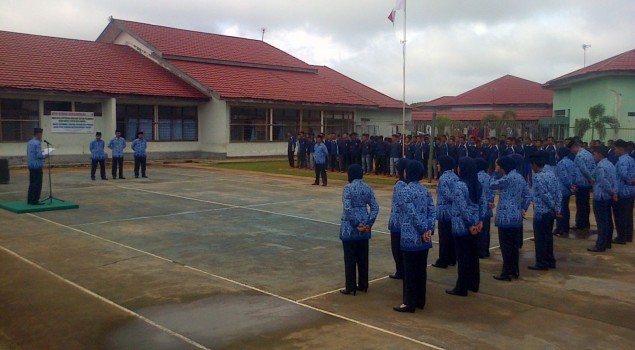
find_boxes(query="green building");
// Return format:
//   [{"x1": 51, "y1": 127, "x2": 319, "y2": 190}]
[{"x1": 543, "y1": 48, "x2": 635, "y2": 141}]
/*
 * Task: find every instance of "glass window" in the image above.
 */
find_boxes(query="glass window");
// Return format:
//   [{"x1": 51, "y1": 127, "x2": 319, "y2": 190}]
[
  {"x1": 44, "y1": 101, "x2": 72, "y2": 115},
  {"x1": 116, "y1": 104, "x2": 154, "y2": 141},
  {"x1": 158, "y1": 106, "x2": 197, "y2": 141},
  {"x1": 75, "y1": 102, "x2": 103, "y2": 117},
  {"x1": 554, "y1": 109, "x2": 566, "y2": 118},
  {"x1": 272, "y1": 109, "x2": 299, "y2": 141},
  {"x1": 230, "y1": 107, "x2": 269, "y2": 142},
  {"x1": 302, "y1": 110, "x2": 322, "y2": 135},
  {"x1": 324, "y1": 111, "x2": 354, "y2": 135},
  {"x1": 0, "y1": 99, "x2": 39, "y2": 142}
]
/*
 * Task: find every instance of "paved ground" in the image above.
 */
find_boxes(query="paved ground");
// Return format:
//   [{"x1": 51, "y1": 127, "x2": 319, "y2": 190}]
[{"x1": 0, "y1": 164, "x2": 633, "y2": 349}]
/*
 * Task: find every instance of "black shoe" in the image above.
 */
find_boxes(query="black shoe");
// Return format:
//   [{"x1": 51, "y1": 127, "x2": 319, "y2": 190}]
[
  {"x1": 393, "y1": 305, "x2": 415, "y2": 313},
  {"x1": 445, "y1": 289, "x2": 468, "y2": 297},
  {"x1": 416, "y1": 305, "x2": 425, "y2": 310},
  {"x1": 312, "y1": 182, "x2": 319, "y2": 185},
  {"x1": 431, "y1": 263, "x2": 448, "y2": 269},
  {"x1": 102, "y1": 177, "x2": 108, "y2": 180},
  {"x1": 29, "y1": 202, "x2": 45, "y2": 206},
  {"x1": 357, "y1": 286, "x2": 368, "y2": 293},
  {"x1": 135, "y1": 176, "x2": 139, "y2": 178},
  {"x1": 528, "y1": 265, "x2": 548, "y2": 271},
  {"x1": 322, "y1": 184, "x2": 327, "y2": 186},
  {"x1": 612, "y1": 239, "x2": 627, "y2": 245},
  {"x1": 469, "y1": 287, "x2": 479, "y2": 293},
  {"x1": 119, "y1": 177, "x2": 126, "y2": 179},
  {"x1": 112, "y1": 177, "x2": 117, "y2": 180},
  {"x1": 479, "y1": 254, "x2": 490, "y2": 259},
  {"x1": 389, "y1": 273, "x2": 403, "y2": 280},
  {"x1": 513, "y1": 274, "x2": 520, "y2": 279},
  {"x1": 339, "y1": 289, "x2": 356, "y2": 296},
  {"x1": 587, "y1": 247, "x2": 605, "y2": 252},
  {"x1": 493, "y1": 274, "x2": 512, "y2": 281},
  {"x1": 142, "y1": 175, "x2": 148, "y2": 178},
  {"x1": 91, "y1": 177, "x2": 96, "y2": 181}
]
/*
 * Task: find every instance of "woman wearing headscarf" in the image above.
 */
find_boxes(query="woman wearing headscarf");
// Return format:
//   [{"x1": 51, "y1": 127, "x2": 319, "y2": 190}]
[
  {"x1": 554, "y1": 147, "x2": 576, "y2": 236},
  {"x1": 432, "y1": 156, "x2": 459, "y2": 268},
  {"x1": 476, "y1": 158, "x2": 495, "y2": 258},
  {"x1": 388, "y1": 158, "x2": 410, "y2": 279},
  {"x1": 339, "y1": 164, "x2": 380, "y2": 295},
  {"x1": 490, "y1": 156, "x2": 531, "y2": 281},
  {"x1": 447, "y1": 157, "x2": 484, "y2": 297},
  {"x1": 393, "y1": 161, "x2": 435, "y2": 312}
]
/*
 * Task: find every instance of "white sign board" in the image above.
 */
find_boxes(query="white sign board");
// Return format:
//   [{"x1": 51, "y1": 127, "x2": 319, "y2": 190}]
[{"x1": 51, "y1": 111, "x2": 94, "y2": 133}]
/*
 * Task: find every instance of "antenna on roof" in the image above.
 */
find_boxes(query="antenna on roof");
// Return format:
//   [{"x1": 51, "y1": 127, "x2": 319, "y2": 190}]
[
  {"x1": 108, "y1": 15, "x2": 113, "y2": 22},
  {"x1": 582, "y1": 43, "x2": 591, "y2": 67},
  {"x1": 261, "y1": 27, "x2": 266, "y2": 41}
]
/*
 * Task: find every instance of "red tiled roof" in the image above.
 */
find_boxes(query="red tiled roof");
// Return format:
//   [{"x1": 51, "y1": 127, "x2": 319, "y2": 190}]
[
  {"x1": 545, "y1": 49, "x2": 635, "y2": 87},
  {"x1": 0, "y1": 31, "x2": 207, "y2": 99},
  {"x1": 418, "y1": 96, "x2": 456, "y2": 107},
  {"x1": 412, "y1": 108, "x2": 552, "y2": 122},
  {"x1": 438, "y1": 75, "x2": 552, "y2": 106},
  {"x1": 110, "y1": 19, "x2": 313, "y2": 71}
]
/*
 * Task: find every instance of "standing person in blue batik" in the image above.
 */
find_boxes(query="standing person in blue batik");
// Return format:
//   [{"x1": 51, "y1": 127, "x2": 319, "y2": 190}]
[
  {"x1": 528, "y1": 151, "x2": 562, "y2": 270},
  {"x1": 491, "y1": 156, "x2": 531, "y2": 281},
  {"x1": 612, "y1": 140, "x2": 635, "y2": 244},
  {"x1": 476, "y1": 158, "x2": 494, "y2": 259},
  {"x1": 446, "y1": 157, "x2": 483, "y2": 296},
  {"x1": 388, "y1": 158, "x2": 409, "y2": 280},
  {"x1": 132, "y1": 131, "x2": 148, "y2": 179},
  {"x1": 393, "y1": 161, "x2": 435, "y2": 313},
  {"x1": 312, "y1": 134, "x2": 328, "y2": 186},
  {"x1": 389, "y1": 134, "x2": 402, "y2": 177},
  {"x1": 588, "y1": 146, "x2": 618, "y2": 252},
  {"x1": 554, "y1": 147, "x2": 576, "y2": 237},
  {"x1": 432, "y1": 156, "x2": 459, "y2": 269},
  {"x1": 286, "y1": 131, "x2": 296, "y2": 168},
  {"x1": 89, "y1": 132, "x2": 108, "y2": 181},
  {"x1": 569, "y1": 138, "x2": 596, "y2": 230},
  {"x1": 339, "y1": 164, "x2": 379, "y2": 295},
  {"x1": 26, "y1": 127, "x2": 46, "y2": 205},
  {"x1": 108, "y1": 129, "x2": 126, "y2": 179}
]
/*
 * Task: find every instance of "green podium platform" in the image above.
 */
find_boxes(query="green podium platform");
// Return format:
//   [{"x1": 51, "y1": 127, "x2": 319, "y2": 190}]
[{"x1": 0, "y1": 198, "x2": 79, "y2": 214}]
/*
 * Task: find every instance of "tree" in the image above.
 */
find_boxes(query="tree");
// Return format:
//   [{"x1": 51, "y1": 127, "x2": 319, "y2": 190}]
[
  {"x1": 480, "y1": 109, "x2": 517, "y2": 137},
  {"x1": 434, "y1": 115, "x2": 463, "y2": 136},
  {"x1": 574, "y1": 104, "x2": 620, "y2": 141}
]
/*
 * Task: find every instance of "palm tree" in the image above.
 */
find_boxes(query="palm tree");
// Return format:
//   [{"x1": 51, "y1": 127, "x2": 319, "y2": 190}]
[
  {"x1": 434, "y1": 115, "x2": 462, "y2": 136},
  {"x1": 480, "y1": 109, "x2": 517, "y2": 137},
  {"x1": 574, "y1": 104, "x2": 619, "y2": 141}
]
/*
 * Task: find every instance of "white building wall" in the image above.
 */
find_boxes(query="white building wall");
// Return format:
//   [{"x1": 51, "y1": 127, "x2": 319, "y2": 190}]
[{"x1": 355, "y1": 109, "x2": 412, "y2": 136}]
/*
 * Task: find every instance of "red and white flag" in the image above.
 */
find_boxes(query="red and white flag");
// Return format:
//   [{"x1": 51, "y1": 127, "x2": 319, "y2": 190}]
[{"x1": 388, "y1": 0, "x2": 405, "y2": 23}]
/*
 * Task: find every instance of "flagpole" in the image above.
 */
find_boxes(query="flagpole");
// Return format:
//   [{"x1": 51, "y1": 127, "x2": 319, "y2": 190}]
[{"x1": 401, "y1": 0, "x2": 407, "y2": 157}]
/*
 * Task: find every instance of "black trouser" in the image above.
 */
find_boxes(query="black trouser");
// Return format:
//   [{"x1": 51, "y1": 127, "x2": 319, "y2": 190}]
[
  {"x1": 288, "y1": 150, "x2": 295, "y2": 167},
  {"x1": 498, "y1": 227, "x2": 523, "y2": 277},
  {"x1": 111, "y1": 157, "x2": 124, "y2": 178},
  {"x1": 402, "y1": 250, "x2": 429, "y2": 308},
  {"x1": 478, "y1": 216, "x2": 491, "y2": 257},
  {"x1": 375, "y1": 156, "x2": 386, "y2": 175},
  {"x1": 435, "y1": 220, "x2": 455, "y2": 267},
  {"x1": 27, "y1": 168, "x2": 43, "y2": 205},
  {"x1": 613, "y1": 197, "x2": 634, "y2": 242},
  {"x1": 593, "y1": 200, "x2": 612, "y2": 250},
  {"x1": 575, "y1": 186, "x2": 591, "y2": 229},
  {"x1": 533, "y1": 212, "x2": 556, "y2": 268},
  {"x1": 555, "y1": 194, "x2": 571, "y2": 234},
  {"x1": 351, "y1": 154, "x2": 361, "y2": 166},
  {"x1": 454, "y1": 234, "x2": 480, "y2": 294},
  {"x1": 134, "y1": 156, "x2": 147, "y2": 177},
  {"x1": 338, "y1": 154, "x2": 350, "y2": 172},
  {"x1": 329, "y1": 155, "x2": 339, "y2": 172},
  {"x1": 91, "y1": 159, "x2": 106, "y2": 179},
  {"x1": 298, "y1": 151, "x2": 306, "y2": 168},
  {"x1": 390, "y1": 231, "x2": 404, "y2": 278},
  {"x1": 314, "y1": 163, "x2": 327, "y2": 185},
  {"x1": 342, "y1": 240, "x2": 369, "y2": 291}
]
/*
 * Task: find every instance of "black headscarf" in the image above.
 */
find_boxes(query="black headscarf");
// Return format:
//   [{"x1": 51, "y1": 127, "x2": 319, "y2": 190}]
[
  {"x1": 510, "y1": 153, "x2": 524, "y2": 173},
  {"x1": 458, "y1": 157, "x2": 482, "y2": 205},
  {"x1": 438, "y1": 155, "x2": 456, "y2": 173},
  {"x1": 497, "y1": 156, "x2": 516, "y2": 175},
  {"x1": 396, "y1": 158, "x2": 409, "y2": 182},
  {"x1": 475, "y1": 158, "x2": 488, "y2": 173},
  {"x1": 557, "y1": 146, "x2": 570, "y2": 162},
  {"x1": 347, "y1": 164, "x2": 363, "y2": 183},
  {"x1": 406, "y1": 160, "x2": 425, "y2": 183}
]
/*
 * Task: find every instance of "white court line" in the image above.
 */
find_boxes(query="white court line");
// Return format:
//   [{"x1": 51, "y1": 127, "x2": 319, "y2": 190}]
[
  {"x1": 0, "y1": 245, "x2": 210, "y2": 350},
  {"x1": 27, "y1": 214, "x2": 445, "y2": 350}
]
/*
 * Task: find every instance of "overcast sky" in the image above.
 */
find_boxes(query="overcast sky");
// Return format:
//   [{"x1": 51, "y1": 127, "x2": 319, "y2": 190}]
[{"x1": 1, "y1": 0, "x2": 634, "y2": 103}]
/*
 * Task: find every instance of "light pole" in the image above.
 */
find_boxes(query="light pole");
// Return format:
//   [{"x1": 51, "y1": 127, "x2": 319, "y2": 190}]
[{"x1": 582, "y1": 44, "x2": 591, "y2": 67}]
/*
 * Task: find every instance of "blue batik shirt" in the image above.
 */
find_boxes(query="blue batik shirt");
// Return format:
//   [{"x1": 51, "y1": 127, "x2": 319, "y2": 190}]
[
  {"x1": 89, "y1": 139, "x2": 106, "y2": 160},
  {"x1": 388, "y1": 180, "x2": 407, "y2": 233},
  {"x1": 478, "y1": 170, "x2": 495, "y2": 218},
  {"x1": 436, "y1": 170, "x2": 459, "y2": 222},
  {"x1": 313, "y1": 142, "x2": 328, "y2": 165},
  {"x1": 108, "y1": 137, "x2": 126, "y2": 158},
  {"x1": 532, "y1": 169, "x2": 562, "y2": 216},
  {"x1": 397, "y1": 181, "x2": 435, "y2": 251},
  {"x1": 555, "y1": 157, "x2": 576, "y2": 197},
  {"x1": 131, "y1": 138, "x2": 147, "y2": 157},
  {"x1": 615, "y1": 154, "x2": 635, "y2": 199},
  {"x1": 451, "y1": 181, "x2": 483, "y2": 236},
  {"x1": 574, "y1": 148, "x2": 596, "y2": 188},
  {"x1": 490, "y1": 170, "x2": 531, "y2": 228},
  {"x1": 340, "y1": 179, "x2": 379, "y2": 241},
  {"x1": 592, "y1": 158, "x2": 617, "y2": 201},
  {"x1": 26, "y1": 137, "x2": 44, "y2": 170}
]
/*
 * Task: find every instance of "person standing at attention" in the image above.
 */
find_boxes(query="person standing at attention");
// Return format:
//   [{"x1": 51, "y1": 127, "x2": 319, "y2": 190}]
[
  {"x1": 476, "y1": 158, "x2": 494, "y2": 259},
  {"x1": 393, "y1": 160, "x2": 435, "y2": 313},
  {"x1": 569, "y1": 138, "x2": 596, "y2": 230},
  {"x1": 312, "y1": 134, "x2": 328, "y2": 186},
  {"x1": 388, "y1": 158, "x2": 409, "y2": 280},
  {"x1": 89, "y1": 132, "x2": 108, "y2": 181},
  {"x1": 554, "y1": 147, "x2": 576, "y2": 237},
  {"x1": 26, "y1": 127, "x2": 46, "y2": 205},
  {"x1": 108, "y1": 129, "x2": 126, "y2": 179},
  {"x1": 132, "y1": 131, "x2": 148, "y2": 178},
  {"x1": 587, "y1": 146, "x2": 618, "y2": 252},
  {"x1": 612, "y1": 140, "x2": 635, "y2": 244},
  {"x1": 286, "y1": 131, "x2": 296, "y2": 168},
  {"x1": 432, "y1": 156, "x2": 458, "y2": 269},
  {"x1": 339, "y1": 164, "x2": 379, "y2": 295}
]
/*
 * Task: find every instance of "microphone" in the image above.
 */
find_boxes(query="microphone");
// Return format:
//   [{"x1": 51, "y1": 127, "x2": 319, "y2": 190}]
[{"x1": 43, "y1": 140, "x2": 53, "y2": 146}]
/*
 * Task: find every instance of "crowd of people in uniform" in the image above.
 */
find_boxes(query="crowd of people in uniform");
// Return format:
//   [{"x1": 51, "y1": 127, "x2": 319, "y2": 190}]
[{"x1": 334, "y1": 133, "x2": 635, "y2": 314}]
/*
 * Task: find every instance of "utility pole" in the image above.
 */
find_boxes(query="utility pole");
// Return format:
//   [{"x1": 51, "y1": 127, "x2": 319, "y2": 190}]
[
  {"x1": 261, "y1": 27, "x2": 266, "y2": 41},
  {"x1": 582, "y1": 44, "x2": 591, "y2": 67}
]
